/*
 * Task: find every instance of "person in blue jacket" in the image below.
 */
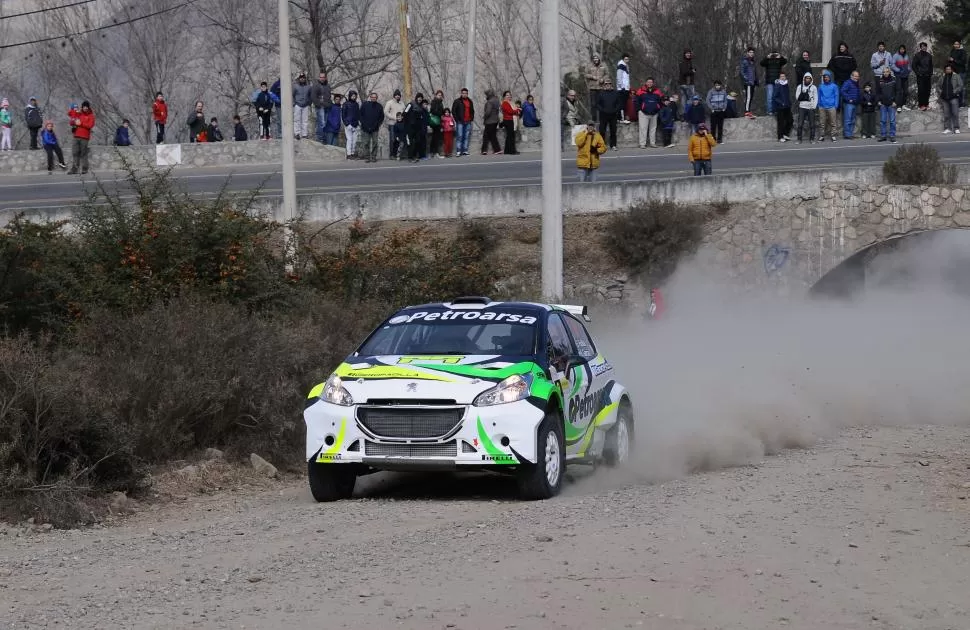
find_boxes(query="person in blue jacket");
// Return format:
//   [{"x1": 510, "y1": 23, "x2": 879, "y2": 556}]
[
  {"x1": 840, "y1": 70, "x2": 861, "y2": 139},
  {"x1": 658, "y1": 96, "x2": 676, "y2": 147},
  {"x1": 41, "y1": 120, "x2": 67, "y2": 173},
  {"x1": 817, "y1": 70, "x2": 840, "y2": 142},
  {"x1": 114, "y1": 119, "x2": 131, "y2": 146},
  {"x1": 521, "y1": 94, "x2": 540, "y2": 142},
  {"x1": 684, "y1": 94, "x2": 706, "y2": 133},
  {"x1": 772, "y1": 72, "x2": 793, "y2": 141},
  {"x1": 341, "y1": 90, "x2": 361, "y2": 159},
  {"x1": 324, "y1": 93, "x2": 342, "y2": 146}
]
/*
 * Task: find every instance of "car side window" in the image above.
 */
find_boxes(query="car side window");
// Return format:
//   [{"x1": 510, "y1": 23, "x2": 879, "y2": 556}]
[
  {"x1": 546, "y1": 314, "x2": 573, "y2": 373},
  {"x1": 563, "y1": 315, "x2": 597, "y2": 360}
]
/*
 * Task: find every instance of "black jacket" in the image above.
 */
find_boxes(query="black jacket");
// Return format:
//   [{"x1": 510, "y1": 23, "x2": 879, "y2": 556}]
[
  {"x1": 255, "y1": 91, "x2": 274, "y2": 115},
  {"x1": 404, "y1": 100, "x2": 427, "y2": 132},
  {"x1": 451, "y1": 97, "x2": 474, "y2": 124},
  {"x1": 678, "y1": 57, "x2": 695, "y2": 85},
  {"x1": 359, "y1": 101, "x2": 385, "y2": 133},
  {"x1": 187, "y1": 111, "x2": 206, "y2": 136},
  {"x1": 860, "y1": 90, "x2": 876, "y2": 113},
  {"x1": 760, "y1": 55, "x2": 788, "y2": 83},
  {"x1": 596, "y1": 89, "x2": 622, "y2": 115},
  {"x1": 234, "y1": 122, "x2": 248, "y2": 141},
  {"x1": 913, "y1": 51, "x2": 933, "y2": 77},
  {"x1": 826, "y1": 46, "x2": 857, "y2": 83},
  {"x1": 794, "y1": 58, "x2": 813, "y2": 81},
  {"x1": 876, "y1": 76, "x2": 897, "y2": 106},
  {"x1": 311, "y1": 80, "x2": 332, "y2": 108},
  {"x1": 949, "y1": 47, "x2": 967, "y2": 74},
  {"x1": 207, "y1": 124, "x2": 223, "y2": 142}
]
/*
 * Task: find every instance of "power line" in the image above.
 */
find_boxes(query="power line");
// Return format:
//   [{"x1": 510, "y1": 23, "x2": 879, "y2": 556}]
[
  {"x1": 0, "y1": 0, "x2": 199, "y2": 50},
  {"x1": 0, "y1": 0, "x2": 98, "y2": 21}
]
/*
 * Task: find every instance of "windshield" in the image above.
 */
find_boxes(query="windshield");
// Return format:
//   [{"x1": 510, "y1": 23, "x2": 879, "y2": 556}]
[{"x1": 358, "y1": 310, "x2": 539, "y2": 356}]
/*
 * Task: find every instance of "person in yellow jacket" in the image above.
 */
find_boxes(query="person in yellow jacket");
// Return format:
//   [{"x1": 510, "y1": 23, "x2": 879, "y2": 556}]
[
  {"x1": 575, "y1": 120, "x2": 607, "y2": 182},
  {"x1": 687, "y1": 122, "x2": 717, "y2": 175}
]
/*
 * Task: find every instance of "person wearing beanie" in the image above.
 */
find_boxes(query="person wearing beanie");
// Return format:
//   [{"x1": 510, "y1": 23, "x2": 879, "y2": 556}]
[
  {"x1": 688, "y1": 122, "x2": 716, "y2": 176},
  {"x1": 341, "y1": 89, "x2": 361, "y2": 158},
  {"x1": 68, "y1": 100, "x2": 95, "y2": 174},
  {"x1": 25, "y1": 97, "x2": 43, "y2": 150},
  {"x1": 405, "y1": 92, "x2": 428, "y2": 161},
  {"x1": 41, "y1": 119, "x2": 67, "y2": 173},
  {"x1": 384, "y1": 89, "x2": 405, "y2": 156},
  {"x1": 678, "y1": 49, "x2": 697, "y2": 112},
  {"x1": 114, "y1": 119, "x2": 132, "y2": 146},
  {"x1": 293, "y1": 72, "x2": 312, "y2": 139},
  {"x1": 0, "y1": 98, "x2": 12, "y2": 151}
]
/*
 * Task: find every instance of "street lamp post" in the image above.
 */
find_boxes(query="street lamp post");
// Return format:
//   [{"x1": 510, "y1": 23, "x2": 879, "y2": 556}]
[
  {"x1": 801, "y1": 0, "x2": 862, "y2": 63},
  {"x1": 540, "y1": 0, "x2": 563, "y2": 301},
  {"x1": 278, "y1": 0, "x2": 297, "y2": 269}
]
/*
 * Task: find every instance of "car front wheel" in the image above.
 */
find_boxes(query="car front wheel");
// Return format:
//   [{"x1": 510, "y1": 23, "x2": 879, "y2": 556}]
[
  {"x1": 516, "y1": 410, "x2": 565, "y2": 500},
  {"x1": 307, "y1": 461, "x2": 356, "y2": 502}
]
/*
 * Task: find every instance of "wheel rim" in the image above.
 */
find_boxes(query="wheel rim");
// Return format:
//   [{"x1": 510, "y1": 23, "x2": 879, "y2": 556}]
[
  {"x1": 616, "y1": 418, "x2": 631, "y2": 463},
  {"x1": 544, "y1": 430, "x2": 561, "y2": 486}
]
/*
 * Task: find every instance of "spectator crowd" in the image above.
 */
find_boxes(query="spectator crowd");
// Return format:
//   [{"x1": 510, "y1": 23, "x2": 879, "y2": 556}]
[{"x1": 1, "y1": 37, "x2": 966, "y2": 176}]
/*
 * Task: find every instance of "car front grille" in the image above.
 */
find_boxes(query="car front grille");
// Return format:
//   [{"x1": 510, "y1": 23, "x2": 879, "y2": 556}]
[
  {"x1": 357, "y1": 406, "x2": 464, "y2": 439},
  {"x1": 363, "y1": 440, "x2": 457, "y2": 458}
]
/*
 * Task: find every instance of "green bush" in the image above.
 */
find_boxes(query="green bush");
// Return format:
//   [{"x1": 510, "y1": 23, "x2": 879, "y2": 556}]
[
  {"x1": 883, "y1": 143, "x2": 957, "y2": 185},
  {"x1": 602, "y1": 200, "x2": 708, "y2": 284}
]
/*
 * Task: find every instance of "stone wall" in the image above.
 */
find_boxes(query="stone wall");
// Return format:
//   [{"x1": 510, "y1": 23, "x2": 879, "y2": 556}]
[
  {"x1": 0, "y1": 139, "x2": 344, "y2": 174},
  {"x1": 697, "y1": 182, "x2": 970, "y2": 294}
]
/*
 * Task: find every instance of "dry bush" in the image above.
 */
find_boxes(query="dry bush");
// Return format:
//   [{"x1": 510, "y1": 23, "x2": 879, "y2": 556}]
[
  {"x1": 602, "y1": 200, "x2": 709, "y2": 284},
  {"x1": 883, "y1": 144, "x2": 957, "y2": 186}
]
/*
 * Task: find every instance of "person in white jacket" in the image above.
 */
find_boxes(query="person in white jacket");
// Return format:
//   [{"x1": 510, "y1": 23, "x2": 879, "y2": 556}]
[
  {"x1": 616, "y1": 54, "x2": 631, "y2": 123},
  {"x1": 794, "y1": 72, "x2": 819, "y2": 143},
  {"x1": 870, "y1": 42, "x2": 893, "y2": 83}
]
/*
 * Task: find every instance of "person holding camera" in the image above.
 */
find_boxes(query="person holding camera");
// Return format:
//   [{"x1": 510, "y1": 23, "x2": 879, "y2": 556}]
[
  {"x1": 687, "y1": 123, "x2": 716, "y2": 176},
  {"x1": 575, "y1": 120, "x2": 607, "y2": 182}
]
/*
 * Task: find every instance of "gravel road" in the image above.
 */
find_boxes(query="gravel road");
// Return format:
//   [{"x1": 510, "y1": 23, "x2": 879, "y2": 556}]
[{"x1": 2, "y1": 425, "x2": 968, "y2": 630}]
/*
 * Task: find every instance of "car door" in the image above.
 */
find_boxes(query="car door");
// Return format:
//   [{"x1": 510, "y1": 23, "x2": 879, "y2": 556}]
[{"x1": 561, "y1": 313, "x2": 613, "y2": 457}]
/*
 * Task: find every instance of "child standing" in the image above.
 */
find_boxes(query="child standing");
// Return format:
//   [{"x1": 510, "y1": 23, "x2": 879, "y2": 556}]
[
  {"x1": 860, "y1": 82, "x2": 877, "y2": 139},
  {"x1": 392, "y1": 111, "x2": 407, "y2": 159},
  {"x1": 658, "y1": 96, "x2": 676, "y2": 148},
  {"x1": 233, "y1": 115, "x2": 248, "y2": 141},
  {"x1": 41, "y1": 120, "x2": 67, "y2": 173},
  {"x1": 441, "y1": 108, "x2": 456, "y2": 157},
  {"x1": 0, "y1": 99, "x2": 12, "y2": 150}
]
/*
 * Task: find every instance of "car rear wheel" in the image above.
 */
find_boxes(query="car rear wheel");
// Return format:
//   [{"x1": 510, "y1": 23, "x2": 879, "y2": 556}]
[
  {"x1": 307, "y1": 461, "x2": 356, "y2": 502},
  {"x1": 603, "y1": 403, "x2": 634, "y2": 467},
  {"x1": 516, "y1": 410, "x2": 565, "y2": 500}
]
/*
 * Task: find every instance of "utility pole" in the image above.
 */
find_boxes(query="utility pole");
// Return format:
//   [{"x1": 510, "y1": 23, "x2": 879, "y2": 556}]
[
  {"x1": 464, "y1": 0, "x2": 477, "y2": 94},
  {"x1": 399, "y1": 0, "x2": 414, "y2": 101},
  {"x1": 278, "y1": 0, "x2": 297, "y2": 270},
  {"x1": 540, "y1": 0, "x2": 562, "y2": 301},
  {"x1": 801, "y1": 0, "x2": 861, "y2": 64}
]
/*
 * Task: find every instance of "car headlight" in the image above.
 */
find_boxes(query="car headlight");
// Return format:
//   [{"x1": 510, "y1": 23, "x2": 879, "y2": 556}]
[
  {"x1": 473, "y1": 374, "x2": 533, "y2": 407},
  {"x1": 321, "y1": 373, "x2": 354, "y2": 406}
]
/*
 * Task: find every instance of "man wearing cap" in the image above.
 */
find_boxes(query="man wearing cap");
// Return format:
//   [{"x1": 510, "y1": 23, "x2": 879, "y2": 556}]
[
  {"x1": 311, "y1": 71, "x2": 333, "y2": 143},
  {"x1": 688, "y1": 122, "x2": 716, "y2": 176},
  {"x1": 385, "y1": 89, "x2": 405, "y2": 157},
  {"x1": 24, "y1": 97, "x2": 43, "y2": 150},
  {"x1": 584, "y1": 54, "x2": 609, "y2": 122},
  {"x1": 293, "y1": 72, "x2": 313, "y2": 139},
  {"x1": 68, "y1": 100, "x2": 95, "y2": 175},
  {"x1": 596, "y1": 78, "x2": 621, "y2": 151}
]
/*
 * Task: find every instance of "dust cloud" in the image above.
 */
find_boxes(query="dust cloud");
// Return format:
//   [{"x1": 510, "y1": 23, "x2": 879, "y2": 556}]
[{"x1": 584, "y1": 230, "x2": 970, "y2": 490}]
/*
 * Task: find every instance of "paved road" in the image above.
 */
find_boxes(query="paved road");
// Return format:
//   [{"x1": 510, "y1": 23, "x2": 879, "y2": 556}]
[{"x1": 1, "y1": 134, "x2": 968, "y2": 211}]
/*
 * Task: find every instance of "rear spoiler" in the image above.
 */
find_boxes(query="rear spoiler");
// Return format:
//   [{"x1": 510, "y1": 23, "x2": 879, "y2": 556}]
[{"x1": 552, "y1": 304, "x2": 591, "y2": 322}]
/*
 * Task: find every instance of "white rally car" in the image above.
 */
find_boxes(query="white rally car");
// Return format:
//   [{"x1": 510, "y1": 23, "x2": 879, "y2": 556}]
[{"x1": 303, "y1": 296, "x2": 634, "y2": 501}]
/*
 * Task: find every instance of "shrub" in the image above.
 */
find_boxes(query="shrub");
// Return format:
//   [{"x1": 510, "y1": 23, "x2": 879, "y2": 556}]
[
  {"x1": 306, "y1": 218, "x2": 499, "y2": 305},
  {"x1": 602, "y1": 200, "x2": 708, "y2": 284},
  {"x1": 883, "y1": 143, "x2": 957, "y2": 185}
]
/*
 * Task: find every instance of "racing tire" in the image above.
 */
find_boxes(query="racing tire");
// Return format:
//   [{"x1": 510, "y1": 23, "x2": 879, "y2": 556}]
[
  {"x1": 307, "y1": 461, "x2": 356, "y2": 502},
  {"x1": 516, "y1": 410, "x2": 565, "y2": 500},
  {"x1": 603, "y1": 403, "x2": 634, "y2": 468}
]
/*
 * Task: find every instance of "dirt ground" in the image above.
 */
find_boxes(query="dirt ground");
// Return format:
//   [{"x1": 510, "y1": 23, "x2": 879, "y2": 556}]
[{"x1": 2, "y1": 425, "x2": 968, "y2": 630}]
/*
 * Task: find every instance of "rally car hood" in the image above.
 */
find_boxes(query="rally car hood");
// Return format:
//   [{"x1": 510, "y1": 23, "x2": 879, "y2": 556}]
[{"x1": 334, "y1": 355, "x2": 539, "y2": 405}]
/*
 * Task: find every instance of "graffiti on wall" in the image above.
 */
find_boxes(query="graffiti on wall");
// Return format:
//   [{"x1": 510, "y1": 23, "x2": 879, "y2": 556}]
[{"x1": 763, "y1": 244, "x2": 790, "y2": 274}]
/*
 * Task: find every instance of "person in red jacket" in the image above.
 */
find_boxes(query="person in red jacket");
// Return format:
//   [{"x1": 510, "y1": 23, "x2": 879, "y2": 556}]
[
  {"x1": 68, "y1": 100, "x2": 95, "y2": 175},
  {"x1": 500, "y1": 91, "x2": 520, "y2": 155},
  {"x1": 152, "y1": 92, "x2": 168, "y2": 144}
]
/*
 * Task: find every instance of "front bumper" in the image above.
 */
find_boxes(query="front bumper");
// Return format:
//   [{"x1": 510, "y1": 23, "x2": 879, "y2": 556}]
[{"x1": 304, "y1": 399, "x2": 544, "y2": 468}]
